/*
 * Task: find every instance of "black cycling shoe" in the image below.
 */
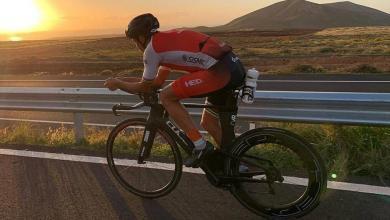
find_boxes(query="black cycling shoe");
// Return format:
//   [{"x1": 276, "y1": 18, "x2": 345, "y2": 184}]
[{"x1": 184, "y1": 142, "x2": 214, "y2": 168}]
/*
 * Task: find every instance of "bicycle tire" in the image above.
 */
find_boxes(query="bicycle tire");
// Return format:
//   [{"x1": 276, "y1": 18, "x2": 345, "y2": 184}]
[
  {"x1": 106, "y1": 118, "x2": 182, "y2": 198},
  {"x1": 226, "y1": 127, "x2": 327, "y2": 218}
]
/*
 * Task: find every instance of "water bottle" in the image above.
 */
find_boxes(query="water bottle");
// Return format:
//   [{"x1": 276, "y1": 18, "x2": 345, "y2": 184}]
[{"x1": 241, "y1": 68, "x2": 259, "y2": 104}]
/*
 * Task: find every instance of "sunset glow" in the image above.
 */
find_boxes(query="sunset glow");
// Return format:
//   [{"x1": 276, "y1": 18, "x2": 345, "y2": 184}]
[
  {"x1": 0, "y1": 0, "x2": 388, "y2": 40},
  {"x1": 0, "y1": 0, "x2": 58, "y2": 34},
  {"x1": 0, "y1": 0, "x2": 42, "y2": 33},
  {"x1": 9, "y1": 36, "x2": 23, "y2": 41}
]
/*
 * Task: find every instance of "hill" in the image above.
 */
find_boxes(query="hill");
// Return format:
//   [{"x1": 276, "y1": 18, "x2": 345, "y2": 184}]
[{"x1": 194, "y1": 0, "x2": 390, "y2": 32}]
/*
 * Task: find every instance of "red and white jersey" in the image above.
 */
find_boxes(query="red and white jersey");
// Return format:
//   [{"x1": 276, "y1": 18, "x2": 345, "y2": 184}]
[{"x1": 142, "y1": 29, "x2": 231, "y2": 80}]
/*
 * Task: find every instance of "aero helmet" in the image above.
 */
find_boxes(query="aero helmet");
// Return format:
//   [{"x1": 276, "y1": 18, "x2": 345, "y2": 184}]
[{"x1": 125, "y1": 13, "x2": 159, "y2": 39}]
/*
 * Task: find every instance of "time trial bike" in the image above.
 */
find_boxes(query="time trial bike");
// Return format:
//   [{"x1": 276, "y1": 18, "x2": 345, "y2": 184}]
[{"x1": 106, "y1": 89, "x2": 327, "y2": 219}]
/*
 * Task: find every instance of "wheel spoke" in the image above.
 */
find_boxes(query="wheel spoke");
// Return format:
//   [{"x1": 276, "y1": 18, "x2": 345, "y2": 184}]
[{"x1": 106, "y1": 119, "x2": 182, "y2": 198}]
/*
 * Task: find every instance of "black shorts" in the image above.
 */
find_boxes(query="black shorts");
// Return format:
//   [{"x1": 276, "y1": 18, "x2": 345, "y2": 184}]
[{"x1": 206, "y1": 52, "x2": 246, "y2": 106}]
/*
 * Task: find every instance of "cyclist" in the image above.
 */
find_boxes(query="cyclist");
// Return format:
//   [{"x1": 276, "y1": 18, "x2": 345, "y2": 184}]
[{"x1": 104, "y1": 13, "x2": 246, "y2": 168}]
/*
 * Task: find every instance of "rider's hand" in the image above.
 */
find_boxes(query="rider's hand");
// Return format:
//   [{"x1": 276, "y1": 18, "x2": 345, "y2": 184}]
[{"x1": 104, "y1": 78, "x2": 120, "y2": 91}]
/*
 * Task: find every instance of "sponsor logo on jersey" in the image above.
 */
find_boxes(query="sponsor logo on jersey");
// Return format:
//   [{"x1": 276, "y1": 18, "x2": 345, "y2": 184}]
[
  {"x1": 185, "y1": 78, "x2": 203, "y2": 87},
  {"x1": 182, "y1": 55, "x2": 205, "y2": 66}
]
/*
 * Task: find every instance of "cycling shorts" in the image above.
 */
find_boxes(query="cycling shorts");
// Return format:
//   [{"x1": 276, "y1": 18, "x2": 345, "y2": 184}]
[{"x1": 171, "y1": 52, "x2": 246, "y2": 107}]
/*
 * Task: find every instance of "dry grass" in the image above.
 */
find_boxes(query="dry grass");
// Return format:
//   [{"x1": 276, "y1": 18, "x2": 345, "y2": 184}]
[
  {"x1": 315, "y1": 26, "x2": 390, "y2": 36},
  {"x1": 1, "y1": 122, "x2": 389, "y2": 181},
  {"x1": 1, "y1": 26, "x2": 389, "y2": 75}
]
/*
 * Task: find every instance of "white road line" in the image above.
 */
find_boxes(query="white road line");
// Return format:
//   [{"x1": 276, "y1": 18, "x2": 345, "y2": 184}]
[
  {"x1": 0, "y1": 148, "x2": 202, "y2": 174},
  {"x1": 327, "y1": 181, "x2": 390, "y2": 196},
  {"x1": 0, "y1": 148, "x2": 388, "y2": 196}
]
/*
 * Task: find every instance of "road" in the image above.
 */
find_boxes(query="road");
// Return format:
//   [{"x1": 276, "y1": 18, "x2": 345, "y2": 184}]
[
  {"x1": 0, "y1": 145, "x2": 389, "y2": 220},
  {"x1": 1, "y1": 74, "x2": 390, "y2": 219},
  {"x1": 2, "y1": 74, "x2": 390, "y2": 92}
]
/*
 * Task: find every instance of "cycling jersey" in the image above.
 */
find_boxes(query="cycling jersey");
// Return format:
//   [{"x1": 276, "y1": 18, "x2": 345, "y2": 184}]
[
  {"x1": 142, "y1": 29, "x2": 232, "y2": 80},
  {"x1": 142, "y1": 29, "x2": 245, "y2": 106}
]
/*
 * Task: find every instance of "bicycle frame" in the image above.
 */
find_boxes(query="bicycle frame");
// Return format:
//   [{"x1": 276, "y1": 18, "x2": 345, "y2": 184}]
[
  {"x1": 109, "y1": 91, "x2": 327, "y2": 218},
  {"x1": 137, "y1": 91, "x2": 239, "y2": 163},
  {"x1": 113, "y1": 91, "x2": 271, "y2": 186}
]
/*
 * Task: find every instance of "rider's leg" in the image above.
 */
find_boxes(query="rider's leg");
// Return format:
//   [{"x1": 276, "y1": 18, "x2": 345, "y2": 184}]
[
  {"x1": 161, "y1": 66, "x2": 231, "y2": 167},
  {"x1": 164, "y1": 66, "x2": 230, "y2": 145},
  {"x1": 160, "y1": 86, "x2": 205, "y2": 148},
  {"x1": 161, "y1": 85, "x2": 215, "y2": 168},
  {"x1": 200, "y1": 109, "x2": 222, "y2": 147}
]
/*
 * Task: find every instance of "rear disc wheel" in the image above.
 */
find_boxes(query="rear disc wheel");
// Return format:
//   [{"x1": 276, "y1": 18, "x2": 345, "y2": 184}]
[{"x1": 227, "y1": 128, "x2": 327, "y2": 218}]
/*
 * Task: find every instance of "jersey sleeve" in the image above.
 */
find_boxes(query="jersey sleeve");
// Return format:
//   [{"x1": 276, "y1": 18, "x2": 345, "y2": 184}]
[{"x1": 142, "y1": 42, "x2": 161, "y2": 81}]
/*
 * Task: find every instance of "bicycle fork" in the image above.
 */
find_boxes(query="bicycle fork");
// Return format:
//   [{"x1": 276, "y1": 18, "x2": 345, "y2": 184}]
[
  {"x1": 137, "y1": 103, "x2": 195, "y2": 164},
  {"x1": 137, "y1": 125, "x2": 157, "y2": 164},
  {"x1": 137, "y1": 104, "x2": 165, "y2": 164}
]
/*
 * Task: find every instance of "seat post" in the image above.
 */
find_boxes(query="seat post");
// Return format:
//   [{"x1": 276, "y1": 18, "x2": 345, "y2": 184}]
[{"x1": 219, "y1": 91, "x2": 239, "y2": 150}]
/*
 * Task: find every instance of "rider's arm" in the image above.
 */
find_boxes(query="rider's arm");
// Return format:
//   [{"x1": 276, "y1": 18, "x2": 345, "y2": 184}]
[
  {"x1": 114, "y1": 79, "x2": 153, "y2": 94},
  {"x1": 112, "y1": 66, "x2": 170, "y2": 91},
  {"x1": 152, "y1": 66, "x2": 171, "y2": 88},
  {"x1": 105, "y1": 42, "x2": 162, "y2": 93},
  {"x1": 116, "y1": 77, "x2": 140, "y2": 83},
  {"x1": 115, "y1": 66, "x2": 169, "y2": 88},
  {"x1": 109, "y1": 43, "x2": 161, "y2": 94}
]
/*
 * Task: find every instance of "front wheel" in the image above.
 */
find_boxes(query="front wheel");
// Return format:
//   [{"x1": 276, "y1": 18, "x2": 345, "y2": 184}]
[
  {"x1": 106, "y1": 118, "x2": 182, "y2": 198},
  {"x1": 227, "y1": 127, "x2": 327, "y2": 218}
]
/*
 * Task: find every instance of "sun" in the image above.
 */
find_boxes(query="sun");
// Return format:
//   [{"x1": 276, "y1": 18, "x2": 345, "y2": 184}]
[
  {"x1": 0, "y1": 0, "x2": 43, "y2": 33},
  {"x1": 9, "y1": 36, "x2": 23, "y2": 41}
]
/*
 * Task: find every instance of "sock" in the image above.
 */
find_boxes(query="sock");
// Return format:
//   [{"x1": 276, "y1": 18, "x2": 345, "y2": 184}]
[
  {"x1": 187, "y1": 129, "x2": 206, "y2": 150},
  {"x1": 193, "y1": 138, "x2": 206, "y2": 150}
]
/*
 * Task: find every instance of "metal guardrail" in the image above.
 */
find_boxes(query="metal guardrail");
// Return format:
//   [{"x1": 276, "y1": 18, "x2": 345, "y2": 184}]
[{"x1": 1, "y1": 87, "x2": 390, "y2": 141}]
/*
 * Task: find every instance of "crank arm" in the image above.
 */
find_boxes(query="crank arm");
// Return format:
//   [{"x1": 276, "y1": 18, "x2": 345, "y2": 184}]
[
  {"x1": 239, "y1": 171, "x2": 266, "y2": 177},
  {"x1": 219, "y1": 176, "x2": 268, "y2": 184}
]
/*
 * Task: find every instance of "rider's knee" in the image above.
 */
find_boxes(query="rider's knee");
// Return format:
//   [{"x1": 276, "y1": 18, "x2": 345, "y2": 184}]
[
  {"x1": 160, "y1": 89, "x2": 178, "y2": 106},
  {"x1": 159, "y1": 89, "x2": 170, "y2": 104}
]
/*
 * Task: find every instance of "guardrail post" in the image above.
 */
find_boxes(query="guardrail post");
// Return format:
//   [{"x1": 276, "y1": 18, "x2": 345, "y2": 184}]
[{"x1": 73, "y1": 113, "x2": 84, "y2": 143}]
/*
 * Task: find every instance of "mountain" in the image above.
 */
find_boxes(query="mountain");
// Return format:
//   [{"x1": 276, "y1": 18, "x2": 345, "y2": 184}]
[{"x1": 194, "y1": 0, "x2": 390, "y2": 32}]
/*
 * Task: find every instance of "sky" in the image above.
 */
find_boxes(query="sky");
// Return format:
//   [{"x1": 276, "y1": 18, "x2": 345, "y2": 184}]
[{"x1": 0, "y1": 0, "x2": 389, "y2": 40}]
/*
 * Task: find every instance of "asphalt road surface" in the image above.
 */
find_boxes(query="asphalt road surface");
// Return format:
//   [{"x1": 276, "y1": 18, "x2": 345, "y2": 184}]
[
  {"x1": 0, "y1": 145, "x2": 389, "y2": 220},
  {"x1": 1, "y1": 75, "x2": 390, "y2": 219}
]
